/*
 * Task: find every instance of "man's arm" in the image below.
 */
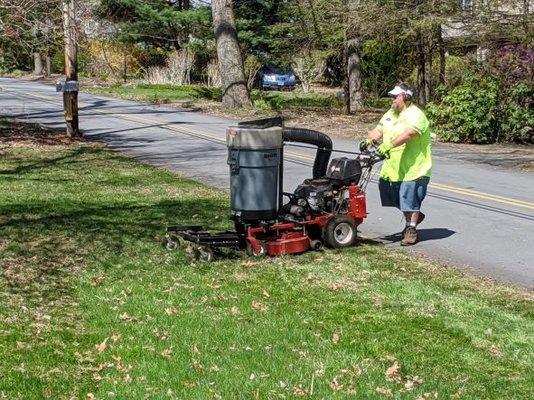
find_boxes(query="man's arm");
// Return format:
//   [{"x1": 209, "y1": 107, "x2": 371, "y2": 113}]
[
  {"x1": 390, "y1": 127, "x2": 417, "y2": 147},
  {"x1": 367, "y1": 127, "x2": 383, "y2": 142}
]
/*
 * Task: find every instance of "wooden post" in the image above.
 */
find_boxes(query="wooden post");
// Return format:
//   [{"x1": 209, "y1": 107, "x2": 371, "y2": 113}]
[{"x1": 63, "y1": 0, "x2": 80, "y2": 137}]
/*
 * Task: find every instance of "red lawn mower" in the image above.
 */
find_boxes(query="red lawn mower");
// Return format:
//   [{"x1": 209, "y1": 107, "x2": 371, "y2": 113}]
[{"x1": 165, "y1": 117, "x2": 383, "y2": 261}]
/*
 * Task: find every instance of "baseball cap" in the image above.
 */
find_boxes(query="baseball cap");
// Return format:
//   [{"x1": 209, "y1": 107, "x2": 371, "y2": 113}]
[{"x1": 388, "y1": 85, "x2": 413, "y2": 98}]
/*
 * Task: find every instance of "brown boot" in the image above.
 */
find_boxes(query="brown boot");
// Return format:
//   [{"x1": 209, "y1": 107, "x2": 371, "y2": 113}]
[{"x1": 401, "y1": 227, "x2": 418, "y2": 246}]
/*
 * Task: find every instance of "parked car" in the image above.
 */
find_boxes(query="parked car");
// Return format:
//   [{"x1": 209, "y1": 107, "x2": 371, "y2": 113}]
[{"x1": 261, "y1": 68, "x2": 297, "y2": 91}]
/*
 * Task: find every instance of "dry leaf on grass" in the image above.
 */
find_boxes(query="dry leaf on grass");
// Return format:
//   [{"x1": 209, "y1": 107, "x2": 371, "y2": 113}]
[
  {"x1": 329, "y1": 377, "x2": 342, "y2": 391},
  {"x1": 165, "y1": 307, "x2": 177, "y2": 316},
  {"x1": 261, "y1": 290, "x2": 270, "y2": 298},
  {"x1": 376, "y1": 387, "x2": 393, "y2": 397},
  {"x1": 110, "y1": 333, "x2": 121, "y2": 343},
  {"x1": 251, "y1": 300, "x2": 268, "y2": 312},
  {"x1": 161, "y1": 348, "x2": 173, "y2": 358},
  {"x1": 96, "y1": 338, "x2": 108, "y2": 353},
  {"x1": 191, "y1": 359, "x2": 204, "y2": 371},
  {"x1": 418, "y1": 392, "x2": 438, "y2": 399},
  {"x1": 292, "y1": 386, "x2": 307, "y2": 396},
  {"x1": 332, "y1": 333, "x2": 340, "y2": 344},
  {"x1": 230, "y1": 306, "x2": 240, "y2": 315},
  {"x1": 119, "y1": 313, "x2": 136, "y2": 322},
  {"x1": 386, "y1": 361, "x2": 401, "y2": 382}
]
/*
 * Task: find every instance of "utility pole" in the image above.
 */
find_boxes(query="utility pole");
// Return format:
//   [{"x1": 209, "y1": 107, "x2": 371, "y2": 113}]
[{"x1": 63, "y1": 0, "x2": 79, "y2": 137}]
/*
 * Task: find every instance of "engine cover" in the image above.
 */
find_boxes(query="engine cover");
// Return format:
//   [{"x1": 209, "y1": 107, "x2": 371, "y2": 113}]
[
  {"x1": 293, "y1": 179, "x2": 334, "y2": 212},
  {"x1": 325, "y1": 157, "x2": 362, "y2": 185}
]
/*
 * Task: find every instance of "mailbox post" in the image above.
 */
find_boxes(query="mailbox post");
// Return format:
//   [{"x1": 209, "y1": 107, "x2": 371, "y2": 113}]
[{"x1": 62, "y1": 0, "x2": 79, "y2": 137}]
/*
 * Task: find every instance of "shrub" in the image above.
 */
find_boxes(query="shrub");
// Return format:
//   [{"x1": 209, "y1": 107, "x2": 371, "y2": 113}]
[
  {"x1": 499, "y1": 83, "x2": 534, "y2": 143},
  {"x1": 427, "y1": 76, "x2": 500, "y2": 143},
  {"x1": 144, "y1": 49, "x2": 195, "y2": 85}
]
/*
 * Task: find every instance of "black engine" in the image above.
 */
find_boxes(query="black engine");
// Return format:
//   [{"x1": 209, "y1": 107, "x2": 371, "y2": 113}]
[{"x1": 284, "y1": 157, "x2": 363, "y2": 217}]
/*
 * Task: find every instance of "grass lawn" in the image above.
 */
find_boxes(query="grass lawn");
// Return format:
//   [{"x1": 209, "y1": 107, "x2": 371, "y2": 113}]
[
  {"x1": 84, "y1": 83, "x2": 390, "y2": 112},
  {"x1": 0, "y1": 120, "x2": 532, "y2": 399}
]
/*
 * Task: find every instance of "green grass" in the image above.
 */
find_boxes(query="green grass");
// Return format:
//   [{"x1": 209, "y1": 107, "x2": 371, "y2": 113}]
[
  {"x1": 0, "y1": 120, "x2": 533, "y2": 399},
  {"x1": 86, "y1": 83, "x2": 349, "y2": 110},
  {"x1": 86, "y1": 83, "x2": 223, "y2": 104}
]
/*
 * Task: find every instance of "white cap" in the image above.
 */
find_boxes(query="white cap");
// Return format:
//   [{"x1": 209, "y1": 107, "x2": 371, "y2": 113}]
[{"x1": 388, "y1": 85, "x2": 413, "y2": 98}]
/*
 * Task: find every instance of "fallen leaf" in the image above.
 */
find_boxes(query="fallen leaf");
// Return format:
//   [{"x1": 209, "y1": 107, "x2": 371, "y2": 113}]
[
  {"x1": 92, "y1": 373, "x2": 102, "y2": 382},
  {"x1": 372, "y1": 293, "x2": 383, "y2": 303},
  {"x1": 191, "y1": 359, "x2": 204, "y2": 370},
  {"x1": 376, "y1": 387, "x2": 393, "y2": 397},
  {"x1": 124, "y1": 374, "x2": 132, "y2": 383},
  {"x1": 251, "y1": 300, "x2": 268, "y2": 312},
  {"x1": 165, "y1": 307, "x2": 177, "y2": 316},
  {"x1": 418, "y1": 392, "x2": 438, "y2": 400},
  {"x1": 292, "y1": 386, "x2": 307, "y2": 396},
  {"x1": 192, "y1": 344, "x2": 200, "y2": 354},
  {"x1": 404, "y1": 380, "x2": 414, "y2": 391},
  {"x1": 87, "y1": 394, "x2": 95, "y2": 400},
  {"x1": 386, "y1": 361, "x2": 401, "y2": 382},
  {"x1": 110, "y1": 333, "x2": 121, "y2": 343},
  {"x1": 230, "y1": 306, "x2": 240, "y2": 315},
  {"x1": 96, "y1": 338, "x2": 108, "y2": 353},
  {"x1": 384, "y1": 355, "x2": 397, "y2": 362},
  {"x1": 166, "y1": 388, "x2": 173, "y2": 397},
  {"x1": 249, "y1": 373, "x2": 256, "y2": 380},
  {"x1": 329, "y1": 377, "x2": 342, "y2": 391},
  {"x1": 332, "y1": 333, "x2": 340, "y2": 344},
  {"x1": 161, "y1": 348, "x2": 172, "y2": 358},
  {"x1": 261, "y1": 290, "x2": 270, "y2": 298},
  {"x1": 119, "y1": 313, "x2": 135, "y2": 322}
]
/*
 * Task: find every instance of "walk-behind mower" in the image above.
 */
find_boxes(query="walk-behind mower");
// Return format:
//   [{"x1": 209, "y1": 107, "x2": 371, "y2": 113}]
[{"x1": 165, "y1": 117, "x2": 383, "y2": 262}]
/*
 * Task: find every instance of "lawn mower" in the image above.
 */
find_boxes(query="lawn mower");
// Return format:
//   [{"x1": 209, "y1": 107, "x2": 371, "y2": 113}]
[{"x1": 165, "y1": 117, "x2": 383, "y2": 261}]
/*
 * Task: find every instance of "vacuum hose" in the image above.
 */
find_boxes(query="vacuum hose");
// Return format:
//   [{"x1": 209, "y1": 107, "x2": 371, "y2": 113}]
[{"x1": 283, "y1": 128, "x2": 333, "y2": 178}]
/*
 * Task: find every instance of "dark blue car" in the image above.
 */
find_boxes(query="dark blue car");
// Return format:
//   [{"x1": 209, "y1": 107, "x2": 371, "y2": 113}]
[{"x1": 261, "y1": 69, "x2": 297, "y2": 90}]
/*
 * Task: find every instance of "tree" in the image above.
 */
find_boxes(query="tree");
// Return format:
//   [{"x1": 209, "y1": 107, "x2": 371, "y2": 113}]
[
  {"x1": 211, "y1": 0, "x2": 251, "y2": 107},
  {"x1": 0, "y1": 0, "x2": 62, "y2": 72},
  {"x1": 96, "y1": 0, "x2": 212, "y2": 51}
]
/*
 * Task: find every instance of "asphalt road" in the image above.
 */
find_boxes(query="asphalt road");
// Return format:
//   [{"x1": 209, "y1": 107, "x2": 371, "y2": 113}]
[{"x1": 1, "y1": 77, "x2": 533, "y2": 288}]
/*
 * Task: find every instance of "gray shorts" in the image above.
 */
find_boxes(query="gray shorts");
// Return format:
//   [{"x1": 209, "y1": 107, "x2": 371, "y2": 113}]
[{"x1": 379, "y1": 177, "x2": 430, "y2": 212}]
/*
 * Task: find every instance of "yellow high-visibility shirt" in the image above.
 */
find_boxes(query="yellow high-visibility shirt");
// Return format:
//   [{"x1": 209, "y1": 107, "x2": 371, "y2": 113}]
[{"x1": 377, "y1": 104, "x2": 432, "y2": 182}]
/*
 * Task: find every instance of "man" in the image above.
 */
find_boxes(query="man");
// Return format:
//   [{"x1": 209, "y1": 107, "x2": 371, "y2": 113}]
[{"x1": 360, "y1": 83, "x2": 432, "y2": 246}]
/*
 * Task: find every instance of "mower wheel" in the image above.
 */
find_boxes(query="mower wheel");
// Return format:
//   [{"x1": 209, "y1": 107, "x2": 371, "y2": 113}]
[
  {"x1": 164, "y1": 234, "x2": 180, "y2": 250},
  {"x1": 246, "y1": 242, "x2": 266, "y2": 257},
  {"x1": 196, "y1": 246, "x2": 214, "y2": 262},
  {"x1": 310, "y1": 239, "x2": 323, "y2": 251},
  {"x1": 323, "y1": 216, "x2": 357, "y2": 248}
]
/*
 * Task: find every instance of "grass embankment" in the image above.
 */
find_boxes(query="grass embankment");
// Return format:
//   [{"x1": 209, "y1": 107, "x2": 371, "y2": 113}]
[
  {"x1": 0, "y1": 120, "x2": 532, "y2": 399},
  {"x1": 85, "y1": 83, "x2": 389, "y2": 112}
]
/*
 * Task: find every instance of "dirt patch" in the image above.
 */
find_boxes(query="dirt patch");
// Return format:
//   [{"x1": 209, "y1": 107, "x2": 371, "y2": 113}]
[
  {"x1": 0, "y1": 119, "x2": 80, "y2": 147},
  {"x1": 433, "y1": 142, "x2": 534, "y2": 171}
]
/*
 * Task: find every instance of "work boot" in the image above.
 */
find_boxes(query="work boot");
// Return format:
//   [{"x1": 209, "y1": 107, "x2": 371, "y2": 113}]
[
  {"x1": 401, "y1": 227, "x2": 418, "y2": 246},
  {"x1": 402, "y1": 212, "x2": 425, "y2": 236}
]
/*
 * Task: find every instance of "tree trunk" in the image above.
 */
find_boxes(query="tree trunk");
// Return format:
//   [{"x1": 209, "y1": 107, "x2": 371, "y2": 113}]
[
  {"x1": 347, "y1": 36, "x2": 364, "y2": 113},
  {"x1": 212, "y1": 0, "x2": 251, "y2": 108},
  {"x1": 342, "y1": 40, "x2": 350, "y2": 115},
  {"x1": 63, "y1": 0, "x2": 80, "y2": 137},
  {"x1": 416, "y1": 30, "x2": 428, "y2": 106},
  {"x1": 33, "y1": 52, "x2": 43, "y2": 75},
  {"x1": 437, "y1": 25, "x2": 446, "y2": 86},
  {"x1": 45, "y1": 54, "x2": 51, "y2": 77}
]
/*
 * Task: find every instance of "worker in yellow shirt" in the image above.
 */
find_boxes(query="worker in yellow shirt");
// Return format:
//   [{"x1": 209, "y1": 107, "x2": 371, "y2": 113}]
[{"x1": 360, "y1": 83, "x2": 432, "y2": 246}]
